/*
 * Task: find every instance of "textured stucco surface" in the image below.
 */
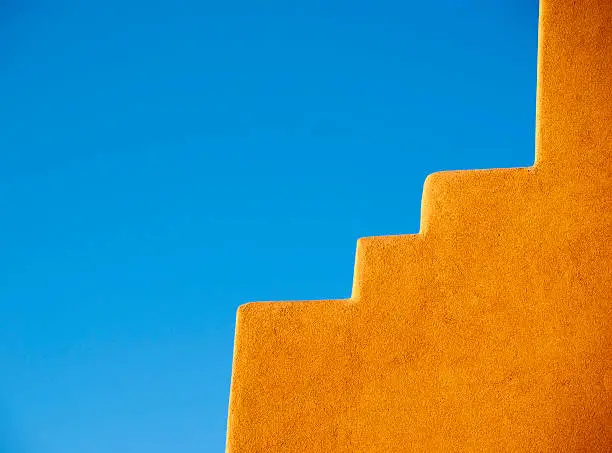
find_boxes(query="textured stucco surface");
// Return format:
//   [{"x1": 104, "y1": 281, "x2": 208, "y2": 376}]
[{"x1": 226, "y1": 0, "x2": 612, "y2": 451}]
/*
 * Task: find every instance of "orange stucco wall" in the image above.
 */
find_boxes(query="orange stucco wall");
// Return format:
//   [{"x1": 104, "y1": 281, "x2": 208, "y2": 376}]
[{"x1": 226, "y1": 0, "x2": 612, "y2": 451}]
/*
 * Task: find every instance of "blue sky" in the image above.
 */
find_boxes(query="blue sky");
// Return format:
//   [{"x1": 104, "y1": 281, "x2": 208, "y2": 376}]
[{"x1": 1, "y1": 1, "x2": 538, "y2": 451}]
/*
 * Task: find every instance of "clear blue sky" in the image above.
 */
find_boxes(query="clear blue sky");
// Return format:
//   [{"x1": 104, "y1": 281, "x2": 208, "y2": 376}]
[{"x1": 1, "y1": 1, "x2": 538, "y2": 451}]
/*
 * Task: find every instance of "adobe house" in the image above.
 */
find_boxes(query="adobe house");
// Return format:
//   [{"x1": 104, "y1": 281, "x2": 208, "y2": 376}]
[{"x1": 226, "y1": 0, "x2": 612, "y2": 450}]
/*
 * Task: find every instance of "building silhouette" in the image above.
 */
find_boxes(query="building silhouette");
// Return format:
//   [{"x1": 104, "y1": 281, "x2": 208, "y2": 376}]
[{"x1": 227, "y1": 0, "x2": 612, "y2": 450}]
